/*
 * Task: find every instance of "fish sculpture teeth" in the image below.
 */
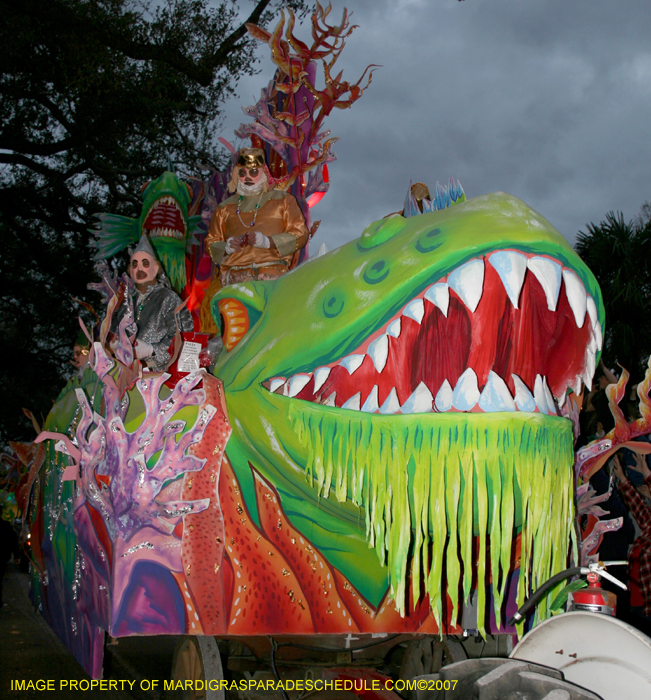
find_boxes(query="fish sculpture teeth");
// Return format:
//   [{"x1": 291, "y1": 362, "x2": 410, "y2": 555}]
[
  {"x1": 313, "y1": 367, "x2": 331, "y2": 393},
  {"x1": 488, "y1": 251, "x2": 528, "y2": 309},
  {"x1": 401, "y1": 382, "x2": 434, "y2": 414},
  {"x1": 527, "y1": 256, "x2": 562, "y2": 312},
  {"x1": 562, "y1": 269, "x2": 587, "y2": 328},
  {"x1": 379, "y1": 388, "x2": 400, "y2": 414},
  {"x1": 367, "y1": 335, "x2": 388, "y2": 373},
  {"x1": 447, "y1": 259, "x2": 485, "y2": 313},
  {"x1": 361, "y1": 385, "x2": 379, "y2": 413},
  {"x1": 424, "y1": 283, "x2": 449, "y2": 317},
  {"x1": 452, "y1": 368, "x2": 480, "y2": 411},
  {"x1": 435, "y1": 380, "x2": 453, "y2": 412},
  {"x1": 478, "y1": 371, "x2": 516, "y2": 412},
  {"x1": 264, "y1": 252, "x2": 599, "y2": 417},
  {"x1": 512, "y1": 374, "x2": 536, "y2": 413}
]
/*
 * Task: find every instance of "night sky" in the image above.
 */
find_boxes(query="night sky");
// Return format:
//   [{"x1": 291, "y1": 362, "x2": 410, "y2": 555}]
[{"x1": 221, "y1": 0, "x2": 651, "y2": 251}]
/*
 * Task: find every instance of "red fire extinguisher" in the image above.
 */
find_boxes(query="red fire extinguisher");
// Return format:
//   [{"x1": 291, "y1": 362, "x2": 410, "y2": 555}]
[
  {"x1": 509, "y1": 561, "x2": 627, "y2": 627},
  {"x1": 570, "y1": 570, "x2": 618, "y2": 616}
]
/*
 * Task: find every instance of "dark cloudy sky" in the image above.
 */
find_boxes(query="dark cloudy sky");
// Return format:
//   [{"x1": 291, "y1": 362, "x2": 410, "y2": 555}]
[{"x1": 222, "y1": 0, "x2": 651, "y2": 251}]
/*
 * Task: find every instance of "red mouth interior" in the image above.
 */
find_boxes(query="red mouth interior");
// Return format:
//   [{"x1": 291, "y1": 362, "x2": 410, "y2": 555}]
[
  {"x1": 143, "y1": 199, "x2": 185, "y2": 236},
  {"x1": 288, "y1": 263, "x2": 591, "y2": 410}
]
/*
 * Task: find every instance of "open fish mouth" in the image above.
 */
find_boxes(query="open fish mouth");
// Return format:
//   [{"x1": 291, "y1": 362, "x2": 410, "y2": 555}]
[
  {"x1": 143, "y1": 195, "x2": 186, "y2": 241},
  {"x1": 262, "y1": 250, "x2": 601, "y2": 415}
]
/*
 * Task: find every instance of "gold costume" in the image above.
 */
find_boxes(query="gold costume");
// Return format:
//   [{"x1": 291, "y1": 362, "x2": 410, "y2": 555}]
[{"x1": 206, "y1": 190, "x2": 309, "y2": 285}]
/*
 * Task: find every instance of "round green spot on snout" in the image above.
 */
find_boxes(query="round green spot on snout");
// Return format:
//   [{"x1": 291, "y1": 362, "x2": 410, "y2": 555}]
[
  {"x1": 358, "y1": 216, "x2": 407, "y2": 250},
  {"x1": 363, "y1": 259, "x2": 390, "y2": 284},
  {"x1": 415, "y1": 227, "x2": 443, "y2": 253},
  {"x1": 323, "y1": 291, "x2": 345, "y2": 318}
]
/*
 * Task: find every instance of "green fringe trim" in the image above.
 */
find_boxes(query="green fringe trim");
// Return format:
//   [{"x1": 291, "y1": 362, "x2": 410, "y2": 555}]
[
  {"x1": 290, "y1": 403, "x2": 574, "y2": 630},
  {"x1": 150, "y1": 238, "x2": 187, "y2": 293}
]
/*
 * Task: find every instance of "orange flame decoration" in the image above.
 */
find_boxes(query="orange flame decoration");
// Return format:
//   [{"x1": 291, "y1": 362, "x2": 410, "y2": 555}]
[
  {"x1": 576, "y1": 355, "x2": 651, "y2": 479},
  {"x1": 245, "y1": 3, "x2": 379, "y2": 191}
]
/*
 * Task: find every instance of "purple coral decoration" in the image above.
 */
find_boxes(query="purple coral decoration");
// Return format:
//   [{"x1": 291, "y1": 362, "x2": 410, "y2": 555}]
[
  {"x1": 576, "y1": 481, "x2": 623, "y2": 566},
  {"x1": 235, "y1": 6, "x2": 376, "y2": 232},
  {"x1": 74, "y1": 370, "x2": 213, "y2": 543}
]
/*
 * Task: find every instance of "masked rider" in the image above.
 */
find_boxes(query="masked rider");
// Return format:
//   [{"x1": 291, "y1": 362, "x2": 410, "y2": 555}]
[
  {"x1": 117, "y1": 235, "x2": 194, "y2": 370},
  {"x1": 205, "y1": 148, "x2": 309, "y2": 287}
]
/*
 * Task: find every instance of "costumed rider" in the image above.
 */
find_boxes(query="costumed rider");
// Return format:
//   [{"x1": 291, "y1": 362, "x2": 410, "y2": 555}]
[
  {"x1": 120, "y1": 234, "x2": 194, "y2": 370},
  {"x1": 71, "y1": 332, "x2": 91, "y2": 377},
  {"x1": 206, "y1": 148, "x2": 309, "y2": 286}
]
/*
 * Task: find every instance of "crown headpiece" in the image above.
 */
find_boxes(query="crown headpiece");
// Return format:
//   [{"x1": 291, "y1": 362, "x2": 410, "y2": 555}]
[{"x1": 237, "y1": 149, "x2": 265, "y2": 169}]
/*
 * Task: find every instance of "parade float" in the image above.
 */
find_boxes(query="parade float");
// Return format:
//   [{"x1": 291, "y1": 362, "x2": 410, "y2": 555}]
[{"x1": 8, "y1": 5, "x2": 651, "y2": 699}]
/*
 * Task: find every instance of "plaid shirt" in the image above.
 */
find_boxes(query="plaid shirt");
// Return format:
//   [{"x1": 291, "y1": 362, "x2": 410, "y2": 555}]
[{"x1": 618, "y1": 475, "x2": 651, "y2": 616}]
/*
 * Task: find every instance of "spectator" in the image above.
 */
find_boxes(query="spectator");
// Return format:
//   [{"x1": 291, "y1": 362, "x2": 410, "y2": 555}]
[
  {"x1": 0, "y1": 505, "x2": 20, "y2": 607},
  {"x1": 612, "y1": 453, "x2": 651, "y2": 633},
  {"x1": 579, "y1": 361, "x2": 618, "y2": 445}
]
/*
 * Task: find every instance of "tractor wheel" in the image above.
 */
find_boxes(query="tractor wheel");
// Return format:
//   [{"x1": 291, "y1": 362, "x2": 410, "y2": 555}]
[{"x1": 171, "y1": 636, "x2": 225, "y2": 700}]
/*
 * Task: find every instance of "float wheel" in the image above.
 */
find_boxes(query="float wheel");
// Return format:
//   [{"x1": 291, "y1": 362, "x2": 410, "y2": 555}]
[{"x1": 171, "y1": 636, "x2": 225, "y2": 700}]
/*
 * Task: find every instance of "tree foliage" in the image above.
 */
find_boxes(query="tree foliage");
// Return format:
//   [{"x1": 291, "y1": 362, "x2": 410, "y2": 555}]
[
  {"x1": 0, "y1": 0, "x2": 311, "y2": 442},
  {"x1": 575, "y1": 204, "x2": 651, "y2": 380}
]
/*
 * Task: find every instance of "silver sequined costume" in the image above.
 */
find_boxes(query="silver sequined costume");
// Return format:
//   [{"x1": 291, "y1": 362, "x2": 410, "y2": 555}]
[{"x1": 125, "y1": 279, "x2": 194, "y2": 371}]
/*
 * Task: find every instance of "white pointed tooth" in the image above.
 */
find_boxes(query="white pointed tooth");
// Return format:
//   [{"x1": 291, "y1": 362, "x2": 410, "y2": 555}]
[
  {"x1": 594, "y1": 321, "x2": 603, "y2": 352},
  {"x1": 447, "y1": 259, "x2": 484, "y2": 313},
  {"x1": 583, "y1": 347, "x2": 596, "y2": 389},
  {"x1": 512, "y1": 374, "x2": 536, "y2": 412},
  {"x1": 586, "y1": 296, "x2": 598, "y2": 328},
  {"x1": 534, "y1": 374, "x2": 549, "y2": 414},
  {"x1": 379, "y1": 388, "x2": 400, "y2": 414},
  {"x1": 587, "y1": 334, "x2": 598, "y2": 359},
  {"x1": 562, "y1": 269, "x2": 587, "y2": 328},
  {"x1": 361, "y1": 385, "x2": 379, "y2": 412},
  {"x1": 367, "y1": 335, "x2": 389, "y2": 373},
  {"x1": 478, "y1": 371, "x2": 515, "y2": 412},
  {"x1": 488, "y1": 251, "x2": 528, "y2": 309},
  {"x1": 323, "y1": 392, "x2": 337, "y2": 407},
  {"x1": 313, "y1": 366, "x2": 331, "y2": 393},
  {"x1": 452, "y1": 368, "x2": 480, "y2": 411},
  {"x1": 342, "y1": 392, "x2": 361, "y2": 411},
  {"x1": 572, "y1": 375, "x2": 583, "y2": 397},
  {"x1": 269, "y1": 377, "x2": 285, "y2": 393},
  {"x1": 424, "y1": 283, "x2": 449, "y2": 317},
  {"x1": 400, "y1": 382, "x2": 434, "y2": 414},
  {"x1": 542, "y1": 377, "x2": 557, "y2": 416},
  {"x1": 340, "y1": 354, "x2": 365, "y2": 375},
  {"x1": 527, "y1": 257, "x2": 562, "y2": 312},
  {"x1": 403, "y1": 299, "x2": 425, "y2": 324},
  {"x1": 386, "y1": 318, "x2": 401, "y2": 338},
  {"x1": 288, "y1": 374, "x2": 311, "y2": 398},
  {"x1": 557, "y1": 390, "x2": 566, "y2": 409},
  {"x1": 434, "y1": 380, "x2": 453, "y2": 412},
  {"x1": 586, "y1": 296, "x2": 603, "y2": 351},
  {"x1": 277, "y1": 380, "x2": 289, "y2": 396}
]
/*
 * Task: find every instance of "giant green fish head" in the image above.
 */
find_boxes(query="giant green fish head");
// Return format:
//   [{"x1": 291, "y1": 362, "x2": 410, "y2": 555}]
[
  {"x1": 212, "y1": 192, "x2": 604, "y2": 619},
  {"x1": 139, "y1": 171, "x2": 193, "y2": 292}
]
